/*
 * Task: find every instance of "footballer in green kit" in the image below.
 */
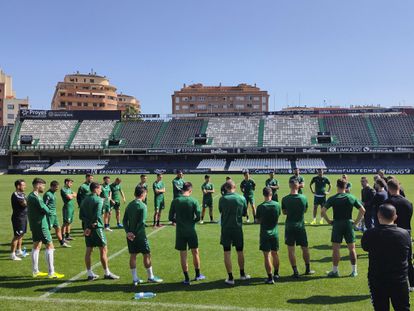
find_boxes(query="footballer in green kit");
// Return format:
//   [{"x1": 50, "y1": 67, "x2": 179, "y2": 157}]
[
  {"x1": 310, "y1": 169, "x2": 331, "y2": 225},
  {"x1": 256, "y1": 187, "x2": 281, "y2": 284},
  {"x1": 153, "y1": 173, "x2": 166, "y2": 227},
  {"x1": 168, "y1": 182, "x2": 205, "y2": 285},
  {"x1": 123, "y1": 185, "x2": 163, "y2": 285},
  {"x1": 28, "y1": 178, "x2": 64, "y2": 279},
  {"x1": 77, "y1": 174, "x2": 93, "y2": 209},
  {"x1": 289, "y1": 168, "x2": 305, "y2": 194},
  {"x1": 172, "y1": 170, "x2": 185, "y2": 199},
  {"x1": 138, "y1": 174, "x2": 148, "y2": 205},
  {"x1": 322, "y1": 178, "x2": 365, "y2": 278},
  {"x1": 110, "y1": 177, "x2": 126, "y2": 228},
  {"x1": 200, "y1": 175, "x2": 215, "y2": 224},
  {"x1": 101, "y1": 176, "x2": 113, "y2": 231},
  {"x1": 44, "y1": 180, "x2": 70, "y2": 248},
  {"x1": 240, "y1": 171, "x2": 256, "y2": 223},
  {"x1": 265, "y1": 171, "x2": 279, "y2": 202},
  {"x1": 219, "y1": 180, "x2": 251, "y2": 285},
  {"x1": 282, "y1": 178, "x2": 314, "y2": 278},
  {"x1": 61, "y1": 178, "x2": 77, "y2": 241},
  {"x1": 80, "y1": 182, "x2": 119, "y2": 281},
  {"x1": 342, "y1": 174, "x2": 352, "y2": 193}
]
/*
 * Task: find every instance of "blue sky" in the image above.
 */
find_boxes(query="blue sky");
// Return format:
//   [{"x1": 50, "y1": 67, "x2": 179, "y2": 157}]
[{"x1": 1, "y1": 0, "x2": 413, "y2": 114}]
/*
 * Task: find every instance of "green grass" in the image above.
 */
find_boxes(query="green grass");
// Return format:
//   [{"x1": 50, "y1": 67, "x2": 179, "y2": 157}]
[{"x1": 0, "y1": 173, "x2": 413, "y2": 311}]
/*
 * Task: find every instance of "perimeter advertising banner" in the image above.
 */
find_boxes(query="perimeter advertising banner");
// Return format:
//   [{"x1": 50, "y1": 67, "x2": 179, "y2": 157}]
[{"x1": 19, "y1": 109, "x2": 121, "y2": 121}]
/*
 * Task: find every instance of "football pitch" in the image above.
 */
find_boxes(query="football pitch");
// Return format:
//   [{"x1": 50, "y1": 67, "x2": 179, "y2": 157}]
[{"x1": 0, "y1": 173, "x2": 413, "y2": 311}]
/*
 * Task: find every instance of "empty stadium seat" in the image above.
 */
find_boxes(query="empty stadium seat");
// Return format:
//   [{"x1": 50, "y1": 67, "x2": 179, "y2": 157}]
[
  {"x1": 197, "y1": 159, "x2": 227, "y2": 171},
  {"x1": 71, "y1": 120, "x2": 117, "y2": 148},
  {"x1": 0, "y1": 126, "x2": 12, "y2": 149},
  {"x1": 118, "y1": 120, "x2": 163, "y2": 148},
  {"x1": 370, "y1": 114, "x2": 414, "y2": 145},
  {"x1": 158, "y1": 119, "x2": 203, "y2": 148},
  {"x1": 18, "y1": 120, "x2": 77, "y2": 146},
  {"x1": 206, "y1": 118, "x2": 260, "y2": 147},
  {"x1": 228, "y1": 158, "x2": 291, "y2": 171},
  {"x1": 295, "y1": 158, "x2": 327, "y2": 169},
  {"x1": 324, "y1": 116, "x2": 372, "y2": 145},
  {"x1": 45, "y1": 159, "x2": 109, "y2": 172}
]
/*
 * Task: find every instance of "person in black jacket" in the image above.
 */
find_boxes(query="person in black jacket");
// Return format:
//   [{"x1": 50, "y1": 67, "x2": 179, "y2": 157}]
[
  {"x1": 371, "y1": 179, "x2": 388, "y2": 227},
  {"x1": 360, "y1": 177, "x2": 376, "y2": 230},
  {"x1": 362, "y1": 204, "x2": 411, "y2": 311},
  {"x1": 385, "y1": 178, "x2": 414, "y2": 291}
]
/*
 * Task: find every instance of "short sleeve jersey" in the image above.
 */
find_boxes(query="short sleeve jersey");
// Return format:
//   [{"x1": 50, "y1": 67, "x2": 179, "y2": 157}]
[
  {"x1": 256, "y1": 200, "x2": 281, "y2": 238},
  {"x1": 282, "y1": 194, "x2": 308, "y2": 228},
  {"x1": 310, "y1": 176, "x2": 331, "y2": 196},
  {"x1": 324, "y1": 193, "x2": 362, "y2": 221}
]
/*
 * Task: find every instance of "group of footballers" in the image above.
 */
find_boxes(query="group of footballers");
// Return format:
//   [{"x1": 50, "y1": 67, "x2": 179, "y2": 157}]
[{"x1": 8, "y1": 168, "x2": 413, "y2": 289}]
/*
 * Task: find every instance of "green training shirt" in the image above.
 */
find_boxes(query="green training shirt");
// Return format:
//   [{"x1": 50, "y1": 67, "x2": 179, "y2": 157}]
[
  {"x1": 281, "y1": 193, "x2": 308, "y2": 228},
  {"x1": 172, "y1": 177, "x2": 185, "y2": 198},
  {"x1": 100, "y1": 183, "x2": 111, "y2": 208},
  {"x1": 27, "y1": 192, "x2": 50, "y2": 230},
  {"x1": 324, "y1": 193, "x2": 362, "y2": 221},
  {"x1": 43, "y1": 190, "x2": 57, "y2": 216},
  {"x1": 169, "y1": 195, "x2": 201, "y2": 237},
  {"x1": 80, "y1": 193, "x2": 104, "y2": 229},
  {"x1": 61, "y1": 186, "x2": 75, "y2": 209},
  {"x1": 219, "y1": 192, "x2": 247, "y2": 230},
  {"x1": 289, "y1": 175, "x2": 305, "y2": 194},
  {"x1": 123, "y1": 199, "x2": 147, "y2": 238},
  {"x1": 240, "y1": 179, "x2": 256, "y2": 197},
  {"x1": 77, "y1": 182, "x2": 91, "y2": 206},
  {"x1": 201, "y1": 182, "x2": 214, "y2": 201},
  {"x1": 110, "y1": 183, "x2": 122, "y2": 202},
  {"x1": 265, "y1": 178, "x2": 279, "y2": 197},
  {"x1": 310, "y1": 176, "x2": 331, "y2": 196},
  {"x1": 256, "y1": 200, "x2": 281, "y2": 238}
]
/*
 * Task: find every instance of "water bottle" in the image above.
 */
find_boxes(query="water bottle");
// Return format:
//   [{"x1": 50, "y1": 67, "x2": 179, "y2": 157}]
[
  {"x1": 22, "y1": 247, "x2": 27, "y2": 257},
  {"x1": 134, "y1": 292, "x2": 156, "y2": 299}
]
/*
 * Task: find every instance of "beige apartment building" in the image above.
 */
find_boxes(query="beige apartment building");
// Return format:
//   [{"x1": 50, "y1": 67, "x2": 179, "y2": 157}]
[
  {"x1": 0, "y1": 69, "x2": 29, "y2": 126},
  {"x1": 172, "y1": 83, "x2": 269, "y2": 115},
  {"x1": 51, "y1": 72, "x2": 140, "y2": 112}
]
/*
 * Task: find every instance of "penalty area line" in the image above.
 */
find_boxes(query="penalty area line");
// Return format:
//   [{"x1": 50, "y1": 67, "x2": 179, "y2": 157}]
[
  {"x1": 0, "y1": 295, "x2": 291, "y2": 311},
  {"x1": 40, "y1": 225, "x2": 166, "y2": 298}
]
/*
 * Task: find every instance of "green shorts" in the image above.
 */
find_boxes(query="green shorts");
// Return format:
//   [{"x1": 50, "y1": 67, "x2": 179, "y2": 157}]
[
  {"x1": 260, "y1": 235, "x2": 279, "y2": 252},
  {"x1": 285, "y1": 225, "x2": 308, "y2": 247},
  {"x1": 85, "y1": 228, "x2": 107, "y2": 248},
  {"x1": 175, "y1": 232, "x2": 198, "y2": 251},
  {"x1": 331, "y1": 220, "x2": 355, "y2": 244},
  {"x1": 202, "y1": 198, "x2": 213, "y2": 208},
  {"x1": 48, "y1": 215, "x2": 60, "y2": 229},
  {"x1": 221, "y1": 228, "x2": 244, "y2": 250},
  {"x1": 154, "y1": 198, "x2": 165, "y2": 211},
  {"x1": 103, "y1": 203, "x2": 112, "y2": 214},
  {"x1": 127, "y1": 237, "x2": 150, "y2": 254},
  {"x1": 32, "y1": 226, "x2": 53, "y2": 244},
  {"x1": 111, "y1": 201, "x2": 121, "y2": 210},
  {"x1": 63, "y1": 207, "x2": 74, "y2": 224},
  {"x1": 244, "y1": 195, "x2": 255, "y2": 206},
  {"x1": 314, "y1": 196, "x2": 326, "y2": 206}
]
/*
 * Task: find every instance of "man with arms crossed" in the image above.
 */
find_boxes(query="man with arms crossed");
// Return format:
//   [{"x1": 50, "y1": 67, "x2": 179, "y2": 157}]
[
  {"x1": 28, "y1": 178, "x2": 64, "y2": 278},
  {"x1": 110, "y1": 177, "x2": 126, "y2": 228},
  {"x1": 10, "y1": 179, "x2": 28, "y2": 260},
  {"x1": 80, "y1": 182, "x2": 119, "y2": 281},
  {"x1": 322, "y1": 178, "x2": 365, "y2": 277},
  {"x1": 200, "y1": 175, "x2": 215, "y2": 224},
  {"x1": 219, "y1": 180, "x2": 251, "y2": 285},
  {"x1": 61, "y1": 178, "x2": 77, "y2": 241},
  {"x1": 123, "y1": 185, "x2": 163, "y2": 286},
  {"x1": 240, "y1": 171, "x2": 256, "y2": 223},
  {"x1": 309, "y1": 169, "x2": 331, "y2": 225},
  {"x1": 282, "y1": 178, "x2": 315, "y2": 278},
  {"x1": 265, "y1": 171, "x2": 279, "y2": 202},
  {"x1": 256, "y1": 187, "x2": 281, "y2": 284},
  {"x1": 169, "y1": 182, "x2": 205, "y2": 285},
  {"x1": 362, "y1": 204, "x2": 410, "y2": 311},
  {"x1": 101, "y1": 176, "x2": 113, "y2": 231},
  {"x1": 153, "y1": 173, "x2": 166, "y2": 227}
]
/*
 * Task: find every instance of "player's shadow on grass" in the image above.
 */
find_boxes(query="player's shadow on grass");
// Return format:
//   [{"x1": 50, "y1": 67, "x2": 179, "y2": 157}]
[
  {"x1": 0, "y1": 279, "x2": 63, "y2": 289},
  {"x1": 311, "y1": 253, "x2": 368, "y2": 263},
  {"x1": 287, "y1": 294, "x2": 370, "y2": 305}
]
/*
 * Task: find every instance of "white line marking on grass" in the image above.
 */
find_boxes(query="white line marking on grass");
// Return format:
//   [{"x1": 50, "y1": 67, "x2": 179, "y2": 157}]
[
  {"x1": 40, "y1": 226, "x2": 166, "y2": 298},
  {"x1": 0, "y1": 295, "x2": 291, "y2": 311}
]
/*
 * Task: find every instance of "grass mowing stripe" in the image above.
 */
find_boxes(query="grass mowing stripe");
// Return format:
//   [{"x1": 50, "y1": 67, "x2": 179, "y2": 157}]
[
  {"x1": 40, "y1": 225, "x2": 166, "y2": 298},
  {"x1": 0, "y1": 295, "x2": 291, "y2": 311}
]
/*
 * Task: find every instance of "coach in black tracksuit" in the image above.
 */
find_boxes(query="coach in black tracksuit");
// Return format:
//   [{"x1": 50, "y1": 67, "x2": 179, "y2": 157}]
[
  {"x1": 362, "y1": 204, "x2": 411, "y2": 311},
  {"x1": 361, "y1": 177, "x2": 376, "y2": 230},
  {"x1": 385, "y1": 178, "x2": 414, "y2": 290}
]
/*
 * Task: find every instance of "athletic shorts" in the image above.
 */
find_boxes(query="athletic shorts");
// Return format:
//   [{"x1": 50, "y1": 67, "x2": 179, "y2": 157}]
[
  {"x1": 85, "y1": 228, "x2": 107, "y2": 248},
  {"x1": 48, "y1": 214, "x2": 60, "y2": 229},
  {"x1": 202, "y1": 198, "x2": 213, "y2": 208},
  {"x1": 331, "y1": 220, "x2": 355, "y2": 244},
  {"x1": 154, "y1": 198, "x2": 165, "y2": 211},
  {"x1": 32, "y1": 226, "x2": 53, "y2": 244},
  {"x1": 12, "y1": 216, "x2": 27, "y2": 237},
  {"x1": 103, "y1": 204, "x2": 112, "y2": 214},
  {"x1": 127, "y1": 237, "x2": 151, "y2": 254},
  {"x1": 314, "y1": 196, "x2": 326, "y2": 206},
  {"x1": 175, "y1": 232, "x2": 198, "y2": 251},
  {"x1": 285, "y1": 225, "x2": 308, "y2": 247},
  {"x1": 63, "y1": 207, "x2": 74, "y2": 224},
  {"x1": 272, "y1": 193, "x2": 279, "y2": 202},
  {"x1": 260, "y1": 235, "x2": 279, "y2": 252},
  {"x1": 221, "y1": 228, "x2": 244, "y2": 250},
  {"x1": 111, "y1": 201, "x2": 121, "y2": 210},
  {"x1": 244, "y1": 195, "x2": 255, "y2": 206}
]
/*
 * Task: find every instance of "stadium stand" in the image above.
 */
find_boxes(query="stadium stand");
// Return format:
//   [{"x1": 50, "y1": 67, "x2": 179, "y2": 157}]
[
  {"x1": 157, "y1": 119, "x2": 203, "y2": 148},
  {"x1": 16, "y1": 160, "x2": 50, "y2": 172},
  {"x1": 323, "y1": 116, "x2": 372, "y2": 145},
  {"x1": 45, "y1": 159, "x2": 109, "y2": 172},
  {"x1": 295, "y1": 158, "x2": 327, "y2": 169},
  {"x1": 323, "y1": 157, "x2": 414, "y2": 169},
  {"x1": 71, "y1": 120, "x2": 117, "y2": 148},
  {"x1": 206, "y1": 117, "x2": 260, "y2": 147},
  {"x1": 108, "y1": 158, "x2": 200, "y2": 170},
  {"x1": 196, "y1": 158, "x2": 227, "y2": 171},
  {"x1": 117, "y1": 120, "x2": 163, "y2": 148},
  {"x1": 228, "y1": 158, "x2": 291, "y2": 171},
  {"x1": 17, "y1": 120, "x2": 78, "y2": 147},
  {"x1": 370, "y1": 114, "x2": 414, "y2": 145},
  {"x1": 0, "y1": 126, "x2": 12, "y2": 149},
  {"x1": 263, "y1": 116, "x2": 319, "y2": 146}
]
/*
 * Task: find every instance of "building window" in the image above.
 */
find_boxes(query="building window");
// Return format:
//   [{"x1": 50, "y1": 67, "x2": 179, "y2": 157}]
[
  {"x1": 93, "y1": 103, "x2": 97, "y2": 107},
  {"x1": 235, "y1": 104, "x2": 244, "y2": 109},
  {"x1": 175, "y1": 105, "x2": 180, "y2": 111},
  {"x1": 262, "y1": 96, "x2": 267, "y2": 103},
  {"x1": 7, "y1": 114, "x2": 14, "y2": 119},
  {"x1": 253, "y1": 104, "x2": 260, "y2": 109},
  {"x1": 182, "y1": 97, "x2": 189, "y2": 101},
  {"x1": 197, "y1": 104, "x2": 206, "y2": 110},
  {"x1": 198, "y1": 96, "x2": 205, "y2": 101},
  {"x1": 60, "y1": 102, "x2": 65, "y2": 107},
  {"x1": 83, "y1": 103, "x2": 88, "y2": 107},
  {"x1": 99, "y1": 103, "x2": 104, "y2": 107},
  {"x1": 253, "y1": 96, "x2": 260, "y2": 101},
  {"x1": 175, "y1": 97, "x2": 180, "y2": 103},
  {"x1": 60, "y1": 92, "x2": 65, "y2": 96},
  {"x1": 235, "y1": 96, "x2": 244, "y2": 101},
  {"x1": 182, "y1": 105, "x2": 189, "y2": 110},
  {"x1": 77, "y1": 103, "x2": 82, "y2": 107},
  {"x1": 90, "y1": 79, "x2": 95, "y2": 83},
  {"x1": 68, "y1": 102, "x2": 72, "y2": 106},
  {"x1": 7, "y1": 104, "x2": 14, "y2": 110},
  {"x1": 262, "y1": 104, "x2": 267, "y2": 110}
]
